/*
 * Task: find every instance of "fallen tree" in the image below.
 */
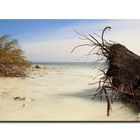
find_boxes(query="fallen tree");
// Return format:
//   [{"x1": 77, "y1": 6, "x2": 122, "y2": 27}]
[
  {"x1": 0, "y1": 35, "x2": 30, "y2": 77},
  {"x1": 72, "y1": 26, "x2": 140, "y2": 116}
]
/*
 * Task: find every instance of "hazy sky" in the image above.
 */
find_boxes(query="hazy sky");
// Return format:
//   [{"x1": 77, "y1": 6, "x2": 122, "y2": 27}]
[{"x1": 0, "y1": 19, "x2": 140, "y2": 62}]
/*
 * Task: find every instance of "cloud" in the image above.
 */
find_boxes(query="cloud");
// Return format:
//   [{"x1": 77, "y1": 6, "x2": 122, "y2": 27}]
[
  {"x1": 22, "y1": 38, "x2": 95, "y2": 62},
  {"x1": 22, "y1": 20, "x2": 140, "y2": 62}
]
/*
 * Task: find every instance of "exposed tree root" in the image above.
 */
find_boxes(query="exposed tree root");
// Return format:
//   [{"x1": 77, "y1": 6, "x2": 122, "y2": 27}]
[{"x1": 72, "y1": 26, "x2": 140, "y2": 116}]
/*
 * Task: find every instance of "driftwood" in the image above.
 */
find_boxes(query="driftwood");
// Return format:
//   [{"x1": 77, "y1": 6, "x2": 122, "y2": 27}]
[{"x1": 72, "y1": 26, "x2": 140, "y2": 116}]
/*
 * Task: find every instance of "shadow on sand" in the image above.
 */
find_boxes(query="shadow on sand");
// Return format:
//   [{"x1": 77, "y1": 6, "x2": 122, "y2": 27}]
[{"x1": 56, "y1": 88, "x2": 97, "y2": 100}]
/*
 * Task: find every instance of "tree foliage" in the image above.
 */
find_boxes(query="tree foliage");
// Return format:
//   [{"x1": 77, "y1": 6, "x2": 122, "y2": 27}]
[
  {"x1": 0, "y1": 35, "x2": 29, "y2": 64},
  {"x1": 0, "y1": 35, "x2": 30, "y2": 77}
]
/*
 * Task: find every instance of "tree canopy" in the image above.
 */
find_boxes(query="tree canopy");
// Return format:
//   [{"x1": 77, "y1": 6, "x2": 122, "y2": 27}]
[
  {"x1": 0, "y1": 35, "x2": 29, "y2": 64},
  {"x1": 0, "y1": 35, "x2": 30, "y2": 77}
]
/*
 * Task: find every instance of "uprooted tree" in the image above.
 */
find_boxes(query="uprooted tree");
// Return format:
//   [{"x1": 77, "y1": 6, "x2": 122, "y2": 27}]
[
  {"x1": 0, "y1": 35, "x2": 30, "y2": 77},
  {"x1": 72, "y1": 26, "x2": 140, "y2": 116}
]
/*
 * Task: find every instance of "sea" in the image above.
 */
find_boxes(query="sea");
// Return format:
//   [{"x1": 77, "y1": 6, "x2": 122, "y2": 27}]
[{"x1": 0, "y1": 62, "x2": 137, "y2": 121}]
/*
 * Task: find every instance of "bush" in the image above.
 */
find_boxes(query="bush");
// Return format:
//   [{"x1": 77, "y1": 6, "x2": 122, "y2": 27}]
[{"x1": 0, "y1": 35, "x2": 30, "y2": 77}]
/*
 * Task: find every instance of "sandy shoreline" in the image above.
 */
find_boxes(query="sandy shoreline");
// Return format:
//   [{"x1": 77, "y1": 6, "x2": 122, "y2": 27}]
[{"x1": 0, "y1": 65, "x2": 137, "y2": 121}]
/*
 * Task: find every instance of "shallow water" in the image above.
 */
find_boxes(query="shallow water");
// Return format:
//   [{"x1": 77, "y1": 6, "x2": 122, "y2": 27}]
[{"x1": 0, "y1": 63, "x2": 138, "y2": 121}]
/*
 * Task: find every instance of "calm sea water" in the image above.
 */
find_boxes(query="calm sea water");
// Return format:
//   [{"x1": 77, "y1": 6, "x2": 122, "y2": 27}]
[
  {"x1": 0, "y1": 61, "x2": 137, "y2": 120},
  {"x1": 32, "y1": 62, "x2": 101, "y2": 69}
]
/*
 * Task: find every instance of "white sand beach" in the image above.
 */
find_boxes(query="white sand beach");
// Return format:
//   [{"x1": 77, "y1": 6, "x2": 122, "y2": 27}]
[{"x1": 0, "y1": 63, "x2": 137, "y2": 121}]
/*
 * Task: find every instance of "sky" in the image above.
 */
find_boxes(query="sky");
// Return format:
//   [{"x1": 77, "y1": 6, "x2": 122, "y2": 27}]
[{"x1": 0, "y1": 19, "x2": 140, "y2": 62}]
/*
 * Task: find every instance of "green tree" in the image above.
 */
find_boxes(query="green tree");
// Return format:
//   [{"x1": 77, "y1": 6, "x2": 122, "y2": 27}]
[
  {"x1": 0, "y1": 35, "x2": 30, "y2": 77},
  {"x1": 0, "y1": 35, "x2": 29, "y2": 64}
]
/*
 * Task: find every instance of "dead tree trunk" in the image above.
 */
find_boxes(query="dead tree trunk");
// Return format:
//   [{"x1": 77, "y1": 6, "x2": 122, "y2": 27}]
[{"x1": 72, "y1": 26, "x2": 140, "y2": 116}]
